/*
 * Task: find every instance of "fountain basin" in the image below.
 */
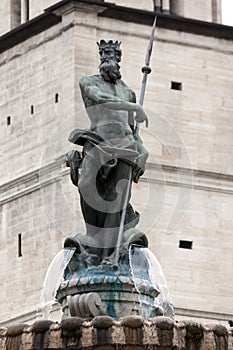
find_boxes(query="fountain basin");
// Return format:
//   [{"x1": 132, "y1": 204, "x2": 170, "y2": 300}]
[{"x1": 56, "y1": 273, "x2": 160, "y2": 319}]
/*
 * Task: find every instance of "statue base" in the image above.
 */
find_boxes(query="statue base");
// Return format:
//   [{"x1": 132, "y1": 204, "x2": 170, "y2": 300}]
[
  {"x1": 56, "y1": 268, "x2": 161, "y2": 320},
  {"x1": 55, "y1": 231, "x2": 174, "y2": 320}
]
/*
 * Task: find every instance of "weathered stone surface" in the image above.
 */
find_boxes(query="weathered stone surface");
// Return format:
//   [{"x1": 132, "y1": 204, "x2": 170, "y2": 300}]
[
  {"x1": 122, "y1": 316, "x2": 144, "y2": 328},
  {"x1": 0, "y1": 0, "x2": 222, "y2": 36},
  {"x1": 154, "y1": 316, "x2": 174, "y2": 330},
  {"x1": 6, "y1": 324, "x2": 28, "y2": 337},
  {"x1": 0, "y1": 318, "x2": 232, "y2": 349},
  {"x1": 92, "y1": 316, "x2": 114, "y2": 329},
  {"x1": 61, "y1": 317, "x2": 84, "y2": 348},
  {"x1": 61, "y1": 317, "x2": 84, "y2": 332},
  {"x1": 31, "y1": 320, "x2": 53, "y2": 333}
]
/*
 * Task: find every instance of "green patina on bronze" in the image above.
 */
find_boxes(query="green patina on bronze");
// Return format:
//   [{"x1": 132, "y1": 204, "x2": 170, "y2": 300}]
[
  {"x1": 66, "y1": 39, "x2": 149, "y2": 265},
  {"x1": 56, "y1": 39, "x2": 169, "y2": 320}
]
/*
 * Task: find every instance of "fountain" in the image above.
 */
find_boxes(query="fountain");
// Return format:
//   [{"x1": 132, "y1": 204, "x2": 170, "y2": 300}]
[{"x1": 52, "y1": 38, "x2": 174, "y2": 320}]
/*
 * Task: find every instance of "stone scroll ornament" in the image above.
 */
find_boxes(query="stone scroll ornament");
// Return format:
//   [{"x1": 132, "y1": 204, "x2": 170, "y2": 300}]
[{"x1": 56, "y1": 18, "x2": 174, "y2": 320}]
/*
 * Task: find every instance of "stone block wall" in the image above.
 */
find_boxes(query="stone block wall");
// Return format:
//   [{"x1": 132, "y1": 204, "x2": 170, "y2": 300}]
[
  {"x1": 0, "y1": 316, "x2": 232, "y2": 350},
  {"x1": 0, "y1": 0, "x2": 223, "y2": 37},
  {"x1": 0, "y1": 0, "x2": 11, "y2": 35}
]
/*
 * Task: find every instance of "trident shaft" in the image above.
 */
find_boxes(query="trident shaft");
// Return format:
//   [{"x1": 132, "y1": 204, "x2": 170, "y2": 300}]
[{"x1": 114, "y1": 16, "x2": 158, "y2": 266}]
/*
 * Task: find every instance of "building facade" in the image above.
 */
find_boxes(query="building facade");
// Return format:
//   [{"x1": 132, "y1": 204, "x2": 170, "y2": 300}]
[{"x1": 0, "y1": 0, "x2": 232, "y2": 326}]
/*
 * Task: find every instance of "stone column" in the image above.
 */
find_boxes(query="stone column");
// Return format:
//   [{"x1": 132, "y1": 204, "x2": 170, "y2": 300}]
[
  {"x1": 154, "y1": 0, "x2": 162, "y2": 12},
  {"x1": 162, "y1": 0, "x2": 170, "y2": 13},
  {"x1": 10, "y1": 0, "x2": 21, "y2": 28},
  {"x1": 212, "y1": 0, "x2": 222, "y2": 23},
  {"x1": 170, "y1": 0, "x2": 185, "y2": 17},
  {"x1": 170, "y1": 0, "x2": 222, "y2": 22},
  {"x1": 21, "y1": 0, "x2": 29, "y2": 23}
]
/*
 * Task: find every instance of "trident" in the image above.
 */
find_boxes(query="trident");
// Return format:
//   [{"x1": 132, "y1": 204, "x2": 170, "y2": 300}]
[{"x1": 114, "y1": 16, "x2": 158, "y2": 266}]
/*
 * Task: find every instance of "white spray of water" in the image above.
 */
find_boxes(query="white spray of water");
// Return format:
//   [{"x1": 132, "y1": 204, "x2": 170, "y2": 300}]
[
  {"x1": 129, "y1": 246, "x2": 174, "y2": 318},
  {"x1": 142, "y1": 248, "x2": 171, "y2": 308},
  {"x1": 39, "y1": 248, "x2": 76, "y2": 319},
  {"x1": 128, "y1": 245, "x2": 143, "y2": 316}
]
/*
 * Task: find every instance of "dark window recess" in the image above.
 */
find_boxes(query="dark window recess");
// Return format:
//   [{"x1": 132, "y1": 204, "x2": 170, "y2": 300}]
[
  {"x1": 55, "y1": 93, "x2": 59, "y2": 103},
  {"x1": 229, "y1": 321, "x2": 233, "y2": 327},
  {"x1": 18, "y1": 233, "x2": 22, "y2": 257},
  {"x1": 179, "y1": 240, "x2": 193, "y2": 250},
  {"x1": 7, "y1": 116, "x2": 11, "y2": 126},
  {"x1": 171, "y1": 81, "x2": 182, "y2": 91},
  {"x1": 31, "y1": 105, "x2": 34, "y2": 114},
  {"x1": 26, "y1": 0, "x2": 29, "y2": 21}
]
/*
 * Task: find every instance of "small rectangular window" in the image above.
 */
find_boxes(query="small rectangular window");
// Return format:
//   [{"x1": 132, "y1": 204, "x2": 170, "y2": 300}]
[
  {"x1": 18, "y1": 233, "x2": 22, "y2": 257},
  {"x1": 179, "y1": 240, "x2": 193, "y2": 250},
  {"x1": 25, "y1": 0, "x2": 29, "y2": 21},
  {"x1": 171, "y1": 81, "x2": 182, "y2": 91},
  {"x1": 7, "y1": 116, "x2": 11, "y2": 126},
  {"x1": 31, "y1": 105, "x2": 34, "y2": 114}
]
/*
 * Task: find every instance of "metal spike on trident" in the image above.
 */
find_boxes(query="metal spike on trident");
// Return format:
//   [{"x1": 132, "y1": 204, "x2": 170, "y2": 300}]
[{"x1": 114, "y1": 15, "x2": 158, "y2": 266}]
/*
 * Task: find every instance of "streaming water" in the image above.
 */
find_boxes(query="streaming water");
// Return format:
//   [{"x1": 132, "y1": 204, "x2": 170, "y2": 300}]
[
  {"x1": 128, "y1": 245, "x2": 142, "y2": 316},
  {"x1": 39, "y1": 247, "x2": 76, "y2": 319},
  {"x1": 129, "y1": 245, "x2": 174, "y2": 318}
]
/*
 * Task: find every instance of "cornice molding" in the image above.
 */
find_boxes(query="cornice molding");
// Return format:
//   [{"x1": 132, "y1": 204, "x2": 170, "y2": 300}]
[
  {"x1": 0, "y1": 157, "x2": 232, "y2": 205},
  {"x1": 0, "y1": 0, "x2": 233, "y2": 55},
  {"x1": 0, "y1": 12, "x2": 61, "y2": 54},
  {"x1": 144, "y1": 162, "x2": 233, "y2": 195},
  {"x1": 0, "y1": 155, "x2": 65, "y2": 205},
  {"x1": 98, "y1": 5, "x2": 233, "y2": 41},
  {"x1": 175, "y1": 306, "x2": 233, "y2": 323}
]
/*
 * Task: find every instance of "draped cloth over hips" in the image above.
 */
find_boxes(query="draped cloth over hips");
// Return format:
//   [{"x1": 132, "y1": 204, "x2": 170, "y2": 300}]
[{"x1": 68, "y1": 128, "x2": 148, "y2": 183}]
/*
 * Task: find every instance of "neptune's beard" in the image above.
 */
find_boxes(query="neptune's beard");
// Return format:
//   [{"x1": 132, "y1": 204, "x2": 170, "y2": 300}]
[{"x1": 99, "y1": 59, "x2": 121, "y2": 83}]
